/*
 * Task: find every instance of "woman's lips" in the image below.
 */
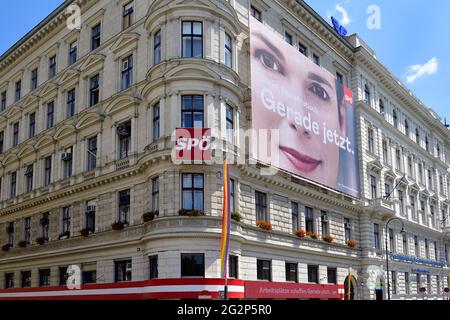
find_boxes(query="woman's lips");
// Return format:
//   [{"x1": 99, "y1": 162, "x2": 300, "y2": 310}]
[{"x1": 279, "y1": 146, "x2": 322, "y2": 173}]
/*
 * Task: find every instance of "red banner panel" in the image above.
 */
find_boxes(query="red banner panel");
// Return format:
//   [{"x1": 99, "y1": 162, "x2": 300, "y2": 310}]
[
  {"x1": 245, "y1": 281, "x2": 341, "y2": 299},
  {"x1": 174, "y1": 128, "x2": 212, "y2": 162}
]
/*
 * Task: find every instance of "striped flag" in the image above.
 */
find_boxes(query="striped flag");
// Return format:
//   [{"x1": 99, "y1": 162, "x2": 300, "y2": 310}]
[{"x1": 220, "y1": 160, "x2": 231, "y2": 278}]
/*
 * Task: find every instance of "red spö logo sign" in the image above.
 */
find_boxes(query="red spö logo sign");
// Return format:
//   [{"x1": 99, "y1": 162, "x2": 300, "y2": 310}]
[
  {"x1": 175, "y1": 128, "x2": 212, "y2": 162},
  {"x1": 344, "y1": 86, "x2": 353, "y2": 105}
]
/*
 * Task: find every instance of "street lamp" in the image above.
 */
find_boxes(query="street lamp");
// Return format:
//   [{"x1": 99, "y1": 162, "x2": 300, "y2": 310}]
[{"x1": 385, "y1": 217, "x2": 405, "y2": 301}]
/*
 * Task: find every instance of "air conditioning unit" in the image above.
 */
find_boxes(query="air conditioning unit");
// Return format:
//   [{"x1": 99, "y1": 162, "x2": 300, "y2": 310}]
[
  {"x1": 61, "y1": 152, "x2": 72, "y2": 161},
  {"x1": 86, "y1": 205, "x2": 96, "y2": 213},
  {"x1": 345, "y1": 223, "x2": 352, "y2": 229}
]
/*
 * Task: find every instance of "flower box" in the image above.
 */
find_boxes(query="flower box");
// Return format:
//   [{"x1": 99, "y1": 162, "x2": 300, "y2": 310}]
[
  {"x1": 1, "y1": 244, "x2": 12, "y2": 252},
  {"x1": 444, "y1": 287, "x2": 449, "y2": 293},
  {"x1": 346, "y1": 240, "x2": 358, "y2": 248},
  {"x1": 18, "y1": 240, "x2": 28, "y2": 248},
  {"x1": 322, "y1": 235, "x2": 334, "y2": 243},
  {"x1": 35, "y1": 237, "x2": 48, "y2": 245},
  {"x1": 111, "y1": 221, "x2": 127, "y2": 230},
  {"x1": 178, "y1": 209, "x2": 204, "y2": 217},
  {"x1": 419, "y1": 287, "x2": 427, "y2": 293},
  {"x1": 306, "y1": 231, "x2": 318, "y2": 240},
  {"x1": 231, "y1": 212, "x2": 242, "y2": 222},
  {"x1": 256, "y1": 220, "x2": 272, "y2": 231},
  {"x1": 294, "y1": 229, "x2": 306, "y2": 238},
  {"x1": 143, "y1": 210, "x2": 159, "y2": 223}
]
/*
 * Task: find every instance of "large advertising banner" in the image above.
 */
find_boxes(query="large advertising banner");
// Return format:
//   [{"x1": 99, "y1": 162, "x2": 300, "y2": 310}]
[{"x1": 250, "y1": 17, "x2": 360, "y2": 198}]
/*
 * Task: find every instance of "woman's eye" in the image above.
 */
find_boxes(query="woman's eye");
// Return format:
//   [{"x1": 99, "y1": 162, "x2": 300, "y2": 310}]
[
  {"x1": 308, "y1": 83, "x2": 330, "y2": 101},
  {"x1": 255, "y1": 50, "x2": 283, "y2": 74}
]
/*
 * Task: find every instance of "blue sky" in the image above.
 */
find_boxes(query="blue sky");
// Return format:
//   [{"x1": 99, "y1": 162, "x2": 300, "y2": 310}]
[{"x1": 0, "y1": 0, "x2": 448, "y2": 122}]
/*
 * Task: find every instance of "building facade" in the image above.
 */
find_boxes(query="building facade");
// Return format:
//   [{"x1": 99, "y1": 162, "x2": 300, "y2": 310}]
[{"x1": 0, "y1": 0, "x2": 448, "y2": 300}]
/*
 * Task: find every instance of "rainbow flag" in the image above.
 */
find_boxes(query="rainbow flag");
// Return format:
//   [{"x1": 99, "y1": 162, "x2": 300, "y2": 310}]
[{"x1": 220, "y1": 160, "x2": 231, "y2": 278}]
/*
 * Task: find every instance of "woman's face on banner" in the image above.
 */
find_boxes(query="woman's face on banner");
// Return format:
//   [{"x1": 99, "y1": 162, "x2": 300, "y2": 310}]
[{"x1": 251, "y1": 29, "x2": 345, "y2": 187}]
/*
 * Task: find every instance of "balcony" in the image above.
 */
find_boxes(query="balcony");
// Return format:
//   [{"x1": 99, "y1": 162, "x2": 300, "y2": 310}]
[{"x1": 367, "y1": 198, "x2": 395, "y2": 219}]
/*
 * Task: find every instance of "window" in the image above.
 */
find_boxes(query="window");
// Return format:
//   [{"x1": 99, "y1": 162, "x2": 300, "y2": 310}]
[
  {"x1": 382, "y1": 140, "x2": 388, "y2": 164},
  {"x1": 424, "y1": 239, "x2": 429, "y2": 259},
  {"x1": 39, "y1": 269, "x2": 51, "y2": 287},
  {"x1": 229, "y1": 255, "x2": 238, "y2": 279},
  {"x1": 379, "y1": 99, "x2": 384, "y2": 114},
  {"x1": 87, "y1": 136, "x2": 97, "y2": 171},
  {"x1": 285, "y1": 263, "x2": 298, "y2": 282},
  {"x1": 12, "y1": 122, "x2": 19, "y2": 146},
  {"x1": 257, "y1": 259, "x2": 271, "y2": 281},
  {"x1": 291, "y1": 202, "x2": 299, "y2": 231},
  {"x1": 15, "y1": 80, "x2": 21, "y2": 102},
  {"x1": 67, "y1": 88, "x2": 76, "y2": 118},
  {"x1": 364, "y1": 85, "x2": 370, "y2": 105},
  {"x1": 0, "y1": 131, "x2": 3, "y2": 153},
  {"x1": 44, "y1": 156, "x2": 52, "y2": 186},
  {"x1": 69, "y1": 41, "x2": 77, "y2": 65},
  {"x1": 59, "y1": 267, "x2": 68, "y2": 286},
  {"x1": 182, "y1": 95, "x2": 203, "y2": 128},
  {"x1": 85, "y1": 201, "x2": 95, "y2": 232},
  {"x1": 393, "y1": 109, "x2": 398, "y2": 128},
  {"x1": 89, "y1": 74, "x2": 100, "y2": 106},
  {"x1": 305, "y1": 206, "x2": 314, "y2": 233},
  {"x1": 41, "y1": 213, "x2": 49, "y2": 240},
  {"x1": 122, "y1": 2, "x2": 134, "y2": 29},
  {"x1": 225, "y1": 33, "x2": 232, "y2": 67},
  {"x1": 154, "y1": 30, "x2": 161, "y2": 65},
  {"x1": 389, "y1": 228, "x2": 394, "y2": 252},
  {"x1": 47, "y1": 101, "x2": 54, "y2": 129},
  {"x1": 31, "y1": 68, "x2": 38, "y2": 90},
  {"x1": 321, "y1": 211, "x2": 329, "y2": 236},
  {"x1": 250, "y1": 6, "x2": 262, "y2": 21},
  {"x1": 370, "y1": 175, "x2": 377, "y2": 199},
  {"x1": 121, "y1": 55, "x2": 133, "y2": 90},
  {"x1": 151, "y1": 177, "x2": 159, "y2": 212},
  {"x1": 117, "y1": 121, "x2": 131, "y2": 159},
  {"x1": 312, "y1": 54, "x2": 320, "y2": 66},
  {"x1": 152, "y1": 102, "x2": 160, "y2": 141},
  {"x1": 434, "y1": 241, "x2": 438, "y2": 260},
  {"x1": 437, "y1": 144, "x2": 441, "y2": 158},
  {"x1": 418, "y1": 164, "x2": 423, "y2": 183},
  {"x1": 62, "y1": 146, "x2": 73, "y2": 179},
  {"x1": 336, "y1": 72, "x2": 343, "y2": 85},
  {"x1": 1, "y1": 91, "x2": 6, "y2": 110},
  {"x1": 226, "y1": 104, "x2": 234, "y2": 143},
  {"x1": 230, "y1": 179, "x2": 236, "y2": 214},
  {"x1": 425, "y1": 136, "x2": 429, "y2": 152},
  {"x1": 407, "y1": 157, "x2": 413, "y2": 177},
  {"x1": 395, "y1": 149, "x2": 401, "y2": 171},
  {"x1": 28, "y1": 112, "x2": 36, "y2": 138},
  {"x1": 118, "y1": 189, "x2": 131, "y2": 223},
  {"x1": 181, "y1": 253, "x2": 205, "y2": 277},
  {"x1": 298, "y1": 42, "x2": 307, "y2": 56},
  {"x1": 91, "y1": 23, "x2": 101, "y2": 50},
  {"x1": 115, "y1": 260, "x2": 132, "y2": 282},
  {"x1": 182, "y1": 173, "x2": 204, "y2": 211},
  {"x1": 405, "y1": 272, "x2": 410, "y2": 295},
  {"x1": 284, "y1": 31, "x2": 292, "y2": 45},
  {"x1": 307, "y1": 265, "x2": 319, "y2": 284},
  {"x1": 398, "y1": 190, "x2": 404, "y2": 215},
  {"x1": 430, "y1": 206, "x2": 435, "y2": 228},
  {"x1": 428, "y1": 169, "x2": 433, "y2": 189},
  {"x1": 436, "y1": 275, "x2": 440, "y2": 294},
  {"x1": 59, "y1": 207, "x2": 71, "y2": 237},
  {"x1": 7, "y1": 222, "x2": 14, "y2": 246},
  {"x1": 255, "y1": 191, "x2": 268, "y2": 222},
  {"x1": 327, "y1": 267, "x2": 337, "y2": 284},
  {"x1": 25, "y1": 164, "x2": 33, "y2": 193},
  {"x1": 427, "y1": 274, "x2": 431, "y2": 293},
  {"x1": 410, "y1": 196, "x2": 416, "y2": 220},
  {"x1": 182, "y1": 21, "x2": 203, "y2": 58},
  {"x1": 415, "y1": 128, "x2": 420, "y2": 144},
  {"x1": 10, "y1": 172, "x2": 17, "y2": 198},
  {"x1": 149, "y1": 255, "x2": 158, "y2": 279},
  {"x1": 5, "y1": 273, "x2": 14, "y2": 289},
  {"x1": 405, "y1": 120, "x2": 409, "y2": 136},
  {"x1": 414, "y1": 236, "x2": 419, "y2": 257},
  {"x1": 416, "y1": 273, "x2": 421, "y2": 293},
  {"x1": 367, "y1": 128, "x2": 374, "y2": 153},
  {"x1": 344, "y1": 218, "x2": 352, "y2": 242},
  {"x1": 24, "y1": 217, "x2": 31, "y2": 244},
  {"x1": 82, "y1": 266, "x2": 96, "y2": 284},
  {"x1": 21, "y1": 271, "x2": 31, "y2": 288},
  {"x1": 391, "y1": 271, "x2": 397, "y2": 295},
  {"x1": 49, "y1": 55, "x2": 57, "y2": 78},
  {"x1": 373, "y1": 223, "x2": 380, "y2": 249}
]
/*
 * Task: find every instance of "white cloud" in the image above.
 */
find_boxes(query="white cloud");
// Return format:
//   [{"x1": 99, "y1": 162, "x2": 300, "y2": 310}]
[
  {"x1": 335, "y1": 4, "x2": 352, "y2": 26},
  {"x1": 405, "y1": 57, "x2": 438, "y2": 83}
]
